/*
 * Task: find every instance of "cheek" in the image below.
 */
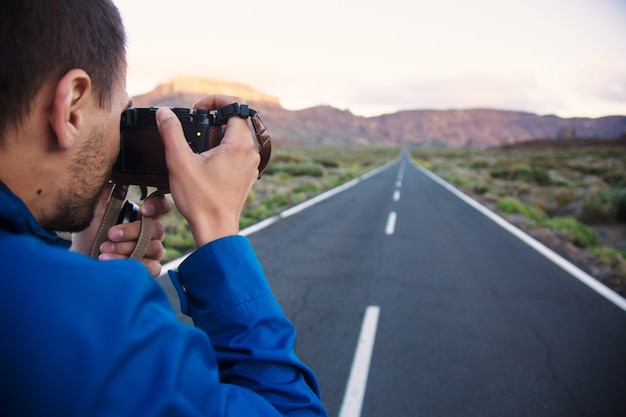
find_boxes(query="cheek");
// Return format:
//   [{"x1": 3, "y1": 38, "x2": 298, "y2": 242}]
[
  {"x1": 110, "y1": 131, "x2": 121, "y2": 157},
  {"x1": 90, "y1": 121, "x2": 120, "y2": 171},
  {"x1": 106, "y1": 121, "x2": 121, "y2": 159}
]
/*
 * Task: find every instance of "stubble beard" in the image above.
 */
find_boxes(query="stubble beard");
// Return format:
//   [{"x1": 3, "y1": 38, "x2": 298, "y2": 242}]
[{"x1": 41, "y1": 128, "x2": 114, "y2": 233}]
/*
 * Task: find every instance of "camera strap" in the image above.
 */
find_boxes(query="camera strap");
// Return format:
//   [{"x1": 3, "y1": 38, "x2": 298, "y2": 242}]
[
  {"x1": 89, "y1": 105, "x2": 272, "y2": 262},
  {"x1": 89, "y1": 184, "x2": 155, "y2": 261},
  {"x1": 251, "y1": 110, "x2": 272, "y2": 176}
]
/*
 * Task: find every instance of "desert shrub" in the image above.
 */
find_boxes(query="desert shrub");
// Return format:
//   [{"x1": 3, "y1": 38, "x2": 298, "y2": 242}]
[
  {"x1": 528, "y1": 188, "x2": 579, "y2": 217},
  {"x1": 615, "y1": 188, "x2": 626, "y2": 222},
  {"x1": 579, "y1": 191, "x2": 613, "y2": 223},
  {"x1": 328, "y1": 171, "x2": 359, "y2": 188},
  {"x1": 602, "y1": 171, "x2": 626, "y2": 186},
  {"x1": 529, "y1": 168, "x2": 552, "y2": 186},
  {"x1": 542, "y1": 216, "x2": 601, "y2": 249},
  {"x1": 410, "y1": 149, "x2": 430, "y2": 159},
  {"x1": 554, "y1": 188, "x2": 578, "y2": 208},
  {"x1": 266, "y1": 163, "x2": 324, "y2": 177},
  {"x1": 528, "y1": 154, "x2": 556, "y2": 169},
  {"x1": 488, "y1": 166, "x2": 508, "y2": 180},
  {"x1": 512, "y1": 163, "x2": 551, "y2": 185},
  {"x1": 160, "y1": 208, "x2": 197, "y2": 260},
  {"x1": 570, "y1": 164, "x2": 610, "y2": 176},
  {"x1": 580, "y1": 188, "x2": 626, "y2": 223},
  {"x1": 294, "y1": 182, "x2": 325, "y2": 194},
  {"x1": 443, "y1": 173, "x2": 469, "y2": 187},
  {"x1": 260, "y1": 192, "x2": 291, "y2": 210},
  {"x1": 472, "y1": 182, "x2": 491, "y2": 195},
  {"x1": 489, "y1": 163, "x2": 551, "y2": 185},
  {"x1": 328, "y1": 178, "x2": 343, "y2": 188},
  {"x1": 270, "y1": 151, "x2": 306, "y2": 164},
  {"x1": 163, "y1": 231, "x2": 195, "y2": 251},
  {"x1": 589, "y1": 247, "x2": 626, "y2": 278},
  {"x1": 164, "y1": 247, "x2": 183, "y2": 261},
  {"x1": 469, "y1": 160, "x2": 490, "y2": 170},
  {"x1": 511, "y1": 163, "x2": 534, "y2": 181},
  {"x1": 241, "y1": 205, "x2": 273, "y2": 228},
  {"x1": 313, "y1": 158, "x2": 340, "y2": 168},
  {"x1": 415, "y1": 159, "x2": 432, "y2": 169},
  {"x1": 338, "y1": 171, "x2": 358, "y2": 182},
  {"x1": 497, "y1": 197, "x2": 547, "y2": 222}
]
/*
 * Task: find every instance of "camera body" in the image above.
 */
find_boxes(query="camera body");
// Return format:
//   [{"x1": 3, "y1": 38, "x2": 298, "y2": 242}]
[{"x1": 111, "y1": 107, "x2": 223, "y2": 190}]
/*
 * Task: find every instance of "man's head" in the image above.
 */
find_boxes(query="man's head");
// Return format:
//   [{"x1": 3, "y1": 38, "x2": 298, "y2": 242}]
[
  {"x1": 0, "y1": 0, "x2": 130, "y2": 232},
  {"x1": 0, "y1": 0, "x2": 127, "y2": 142}
]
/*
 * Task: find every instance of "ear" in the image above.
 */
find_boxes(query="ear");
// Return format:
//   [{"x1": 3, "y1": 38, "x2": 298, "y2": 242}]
[{"x1": 50, "y1": 69, "x2": 93, "y2": 150}]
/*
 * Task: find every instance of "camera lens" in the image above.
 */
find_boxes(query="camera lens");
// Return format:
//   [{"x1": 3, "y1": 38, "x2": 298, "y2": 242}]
[{"x1": 116, "y1": 201, "x2": 139, "y2": 224}]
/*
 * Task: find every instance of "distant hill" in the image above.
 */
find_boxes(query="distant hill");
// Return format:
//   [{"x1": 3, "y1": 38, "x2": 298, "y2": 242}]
[
  {"x1": 131, "y1": 77, "x2": 626, "y2": 149},
  {"x1": 131, "y1": 76, "x2": 281, "y2": 107}
]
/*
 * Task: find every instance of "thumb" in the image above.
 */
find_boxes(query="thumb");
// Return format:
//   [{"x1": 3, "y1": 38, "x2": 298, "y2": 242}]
[{"x1": 156, "y1": 108, "x2": 188, "y2": 159}]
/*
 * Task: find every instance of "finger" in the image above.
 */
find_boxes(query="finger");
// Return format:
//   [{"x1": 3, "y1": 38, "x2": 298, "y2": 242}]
[
  {"x1": 217, "y1": 118, "x2": 261, "y2": 171},
  {"x1": 142, "y1": 260, "x2": 163, "y2": 278},
  {"x1": 140, "y1": 193, "x2": 173, "y2": 220},
  {"x1": 192, "y1": 94, "x2": 246, "y2": 111},
  {"x1": 99, "y1": 241, "x2": 134, "y2": 257},
  {"x1": 100, "y1": 239, "x2": 165, "y2": 260},
  {"x1": 140, "y1": 239, "x2": 166, "y2": 261},
  {"x1": 107, "y1": 220, "x2": 165, "y2": 243}
]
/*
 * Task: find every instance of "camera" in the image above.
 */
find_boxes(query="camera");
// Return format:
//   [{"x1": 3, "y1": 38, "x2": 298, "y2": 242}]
[
  {"x1": 110, "y1": 107, "x2": 224, "y2": 190},
  {"x1": 111, "y1": 103, "x2": 272, "y2": 191}
]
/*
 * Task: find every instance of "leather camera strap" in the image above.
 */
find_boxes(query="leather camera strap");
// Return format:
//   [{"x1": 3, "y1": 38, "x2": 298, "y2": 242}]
[
  {"x1": 252, "y1": 112, "x2": 272, "y2": 176},
  {"x1": 89, "y1": 106, "x2": 271, "y2": 262},
  {"x1": 89, "y1": 183, "x2": 155, "y2": 261},
  {"x1": 129, "y1": 211, "x2": 154, "y2": 260}
]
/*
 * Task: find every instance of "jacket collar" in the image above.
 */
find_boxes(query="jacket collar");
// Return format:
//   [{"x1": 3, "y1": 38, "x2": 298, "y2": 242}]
[{"x1": 0, "y1": 181, "x2": 71, "y2": 249}]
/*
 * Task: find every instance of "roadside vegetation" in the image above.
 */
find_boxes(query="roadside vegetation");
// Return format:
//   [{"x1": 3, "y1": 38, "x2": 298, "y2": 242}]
[{"x1": 411, "y1": 143, "x2": 626, "y2": 295}]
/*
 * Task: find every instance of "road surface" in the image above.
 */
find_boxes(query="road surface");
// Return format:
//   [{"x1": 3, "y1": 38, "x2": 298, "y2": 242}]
[{"x1": 160, "y1": 151, "x2": 626, "y2": 417}]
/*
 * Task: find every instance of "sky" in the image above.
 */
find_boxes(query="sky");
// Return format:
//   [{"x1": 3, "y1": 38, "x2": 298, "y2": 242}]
[{"x1": 113, "y1": 0, "x2": 626, "y2": 118}]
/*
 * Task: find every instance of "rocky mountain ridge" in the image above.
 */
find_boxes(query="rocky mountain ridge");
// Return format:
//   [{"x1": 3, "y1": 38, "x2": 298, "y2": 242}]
[{"x1": 131, "y1": 77, "x2": 626, "y2": 148}]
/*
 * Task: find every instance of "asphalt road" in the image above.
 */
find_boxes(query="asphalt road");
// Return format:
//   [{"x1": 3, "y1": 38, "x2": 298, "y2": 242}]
[{"x1": 160, "y1": 151, "x2": 626, "y2": 417}]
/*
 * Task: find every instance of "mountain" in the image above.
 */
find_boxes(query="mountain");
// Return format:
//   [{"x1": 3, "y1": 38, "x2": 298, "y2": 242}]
[
  {"x1": 131, "y1": 76, "x2": 281, "y2": 107},
  {"x1": 131, "y1": 77, "x2": 626, "y2": 149}
]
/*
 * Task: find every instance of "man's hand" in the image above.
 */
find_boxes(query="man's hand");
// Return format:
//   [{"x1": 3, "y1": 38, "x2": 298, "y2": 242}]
[
  {"x1": 156, "y1": 95, "x2": 260, "y2": 247},
  {"x1": 98, "y1": 193, "x2": 172, "y2": 277},
  {"x1": 72, "y1": 188, "x2": 173, "y2": 277}
]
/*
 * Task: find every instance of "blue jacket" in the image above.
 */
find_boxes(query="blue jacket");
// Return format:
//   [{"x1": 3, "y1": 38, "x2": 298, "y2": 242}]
[{"x1": 0, "y1": 182, "x2": 326, "y2": 416}]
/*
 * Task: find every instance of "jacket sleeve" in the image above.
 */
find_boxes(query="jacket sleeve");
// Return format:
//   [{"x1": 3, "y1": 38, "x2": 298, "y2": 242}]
[
  {"x1": 1, "y1": 234, "x2": 326, "y2": 416},
  {"x1": 169, "y1": 235, "x2": 327, "y2": 416}
]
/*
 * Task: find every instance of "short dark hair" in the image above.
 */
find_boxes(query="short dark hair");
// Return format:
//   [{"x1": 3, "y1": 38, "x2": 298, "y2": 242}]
[{"x1": 0, "y1": 0, "x2": 126, "y2": 143}]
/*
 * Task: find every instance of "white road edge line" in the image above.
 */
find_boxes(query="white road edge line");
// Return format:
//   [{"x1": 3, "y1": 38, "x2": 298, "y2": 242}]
[
  {"x1": 339, "y1": 305, "x2": 381, "y2": 417},
  {"x1": 385, "y1": 212, "x2": 397, "y2": 236},
  {"x1": 413, "y1": 162, "x2": 626, "y2": 313}
]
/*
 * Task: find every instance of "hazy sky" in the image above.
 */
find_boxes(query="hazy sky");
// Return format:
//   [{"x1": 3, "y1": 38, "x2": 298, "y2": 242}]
[{"x1": 113, "y1": 0, "x2": 626, "y2": 118}]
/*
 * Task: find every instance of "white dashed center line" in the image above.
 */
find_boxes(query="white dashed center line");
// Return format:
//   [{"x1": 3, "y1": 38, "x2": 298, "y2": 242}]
[
  {"x1": 338, "y1": 306, "x2": 381, "y2": 417},
  {"x1": 385, "y1": 212, "x2": 397, "y2": 235}
]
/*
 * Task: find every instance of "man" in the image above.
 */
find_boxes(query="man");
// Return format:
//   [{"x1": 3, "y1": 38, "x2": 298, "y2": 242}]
[{"x1": 0, "y1": 1, "x2": 327, "y2": 416}]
